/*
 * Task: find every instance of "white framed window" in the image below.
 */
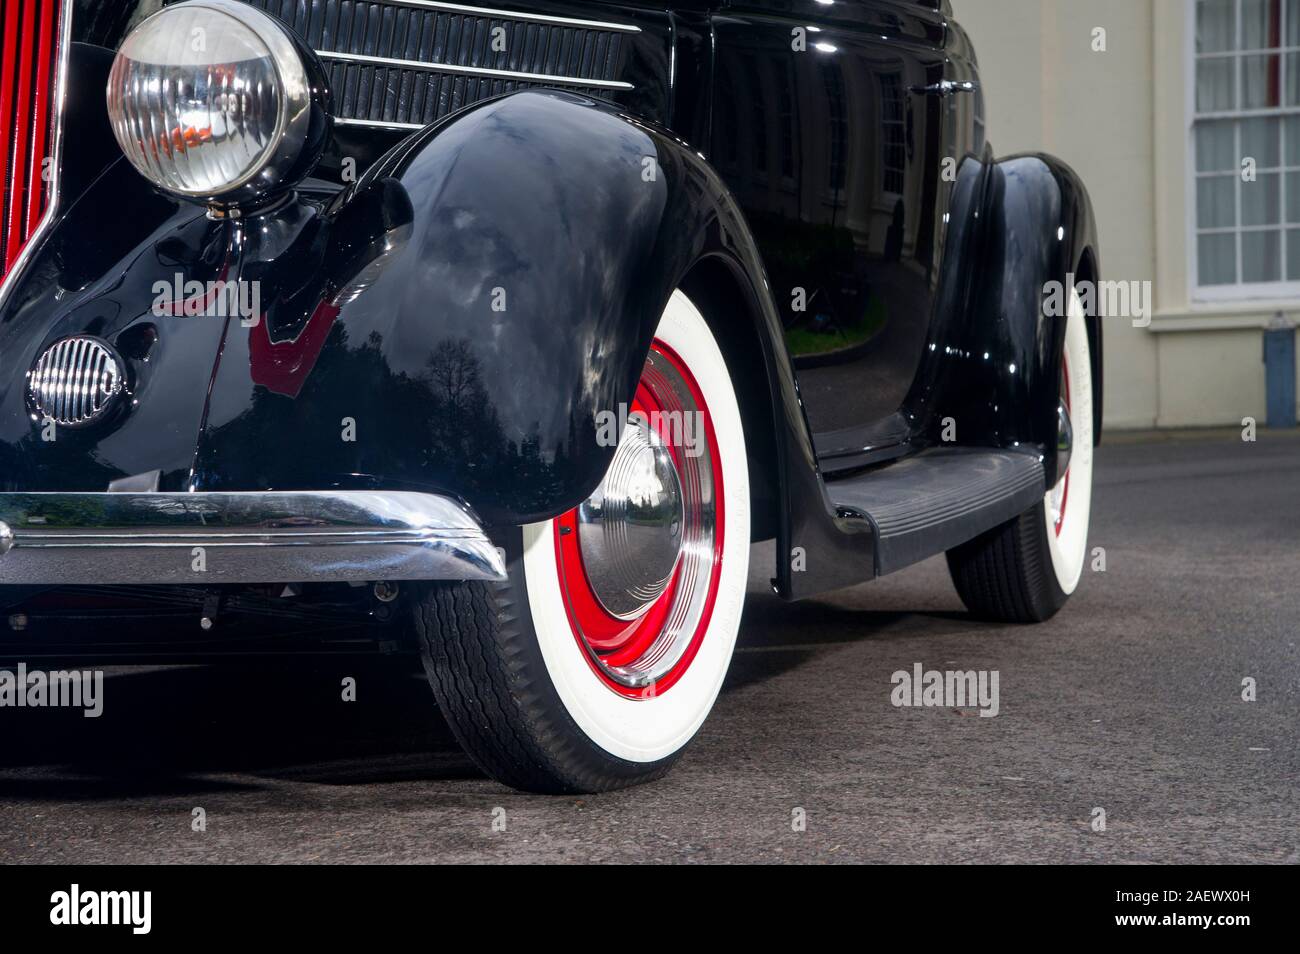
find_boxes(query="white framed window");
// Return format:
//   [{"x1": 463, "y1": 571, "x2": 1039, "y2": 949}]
[
  {"x1": 878, "y1": 71, "x2": 906, "y2": 196},
  {"x1": 1189, "y1": 0, "x2": 1300, "y2": 300}
]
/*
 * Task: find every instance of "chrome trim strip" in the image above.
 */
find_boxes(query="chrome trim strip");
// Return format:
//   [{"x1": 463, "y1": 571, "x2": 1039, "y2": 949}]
[
  {"x1": 365, "y1": 0, "x2": 640, "y2": 33},
  {"x1": 0, "y1": 0, "x2": 75, "y2": 316},
  {"x1": 0, "y1": 491, "x2": 506, "y2": 585},
  {"x1": 334, "y1": 117, "x2": 427, "y2": 131},
  {"x1": 317, "y1": 49, "x2": 634, "y2": 90}
]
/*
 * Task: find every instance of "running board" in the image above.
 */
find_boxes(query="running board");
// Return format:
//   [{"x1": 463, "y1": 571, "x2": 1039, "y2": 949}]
[{"x1": 827, "y1": 448, "x2": 1045, "y2": 577}]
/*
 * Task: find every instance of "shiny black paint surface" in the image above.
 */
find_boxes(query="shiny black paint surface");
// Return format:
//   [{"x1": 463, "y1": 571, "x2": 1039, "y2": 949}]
[
  {"x1": 712, "y1": 0, "x2": 951, "y2": 452},
  {"x1": 0, "y1": 0, "x2": 1100, "y2": 601},
  {"x1": 197, "y1": 91, "x2": 682, "y2": 523},
  {"x1": 0, "y1": 160, "x2": 218, "y2": 492},
  {"x1": 899, "y1": 148, "x2": 1099, "y2": 491}
]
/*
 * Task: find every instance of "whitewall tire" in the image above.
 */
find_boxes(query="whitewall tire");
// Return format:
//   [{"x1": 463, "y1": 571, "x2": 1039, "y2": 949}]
[
  {"x1": 1043, "y1": 288, "x2": 1094, "y2": 594},
  {"x1": 946, "y1": 287, "x2": 1096, "y2": 622},
  {"x1": 413, "y1": 290, "x2": 750, "y2": 791}
]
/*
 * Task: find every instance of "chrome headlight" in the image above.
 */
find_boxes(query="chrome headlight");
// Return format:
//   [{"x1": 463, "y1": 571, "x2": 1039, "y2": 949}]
[{"x1": 106, "y1": 0, "x2": 328, "y2": 205}]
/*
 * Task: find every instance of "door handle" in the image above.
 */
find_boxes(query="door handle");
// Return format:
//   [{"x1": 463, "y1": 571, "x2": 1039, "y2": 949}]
[{"x1": 909, "y1": 79, "x2": 979, "y2": 98}]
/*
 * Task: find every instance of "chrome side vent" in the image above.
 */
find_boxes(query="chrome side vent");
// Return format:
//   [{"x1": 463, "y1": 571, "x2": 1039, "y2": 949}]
[{"x1": 27, "y1": 336, "x2": 125, "y2": 426}]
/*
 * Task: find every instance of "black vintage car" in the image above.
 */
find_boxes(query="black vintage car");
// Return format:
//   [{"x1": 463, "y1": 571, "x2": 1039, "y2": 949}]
[{"x1": 0, "y1": 0, "x2": 1101, "y2": 792}]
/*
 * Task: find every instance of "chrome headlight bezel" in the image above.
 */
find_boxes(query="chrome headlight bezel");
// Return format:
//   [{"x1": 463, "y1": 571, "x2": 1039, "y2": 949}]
[{"x1": 106, "y1": 0, "x2": 330, "y2": 206}]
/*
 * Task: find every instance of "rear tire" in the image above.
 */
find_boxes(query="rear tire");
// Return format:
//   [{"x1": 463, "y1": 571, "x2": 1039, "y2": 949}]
[
  {"x1": 414, "y1": 290, "x2": 750, "y2": 793},
  {"x1": 947, "y1": 286, "x2": 1094, "y2": 623},
  {"x1": 946, "y1": 501, "x2": 1069, "y2": 623}
]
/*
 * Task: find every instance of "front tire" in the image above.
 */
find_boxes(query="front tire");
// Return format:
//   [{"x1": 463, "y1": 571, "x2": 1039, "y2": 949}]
[
  {"x1": 947, "y1": 286, "x2": 1095, "y2": 622},
  {"x1": 414, "y1": 290, "x2": 750, "y2": 792}
]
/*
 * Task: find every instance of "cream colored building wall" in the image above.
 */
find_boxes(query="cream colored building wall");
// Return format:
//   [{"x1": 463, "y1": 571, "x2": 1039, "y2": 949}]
[{"x1": 954, "y1": 0, "x2": 1298, "y2": 428}]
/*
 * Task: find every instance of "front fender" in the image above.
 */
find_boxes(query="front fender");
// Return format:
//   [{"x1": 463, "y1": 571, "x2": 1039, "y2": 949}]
[
  {"x1": 3, "y1": 88, "x2": 861, "y2": 592},
  {"x1": 192, "y1": 90, "x2": 809, "y2": 529}
]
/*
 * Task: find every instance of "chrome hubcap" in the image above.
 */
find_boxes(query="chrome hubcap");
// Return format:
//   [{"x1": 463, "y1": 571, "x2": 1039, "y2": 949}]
[
  {"x1": 555, "y1": 339, "x2": 722, "y2": 695},
  {"x1": 1056, "y1": 397, "x2": 1073, "y2": 480},
  {"x1": 577, "y1": 417, "x2": 685, "y2": 619}
]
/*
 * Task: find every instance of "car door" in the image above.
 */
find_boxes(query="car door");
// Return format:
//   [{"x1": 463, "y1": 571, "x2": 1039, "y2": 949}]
[{"x1": 709, "y1": 0, "x2": 955, "y2": 462}]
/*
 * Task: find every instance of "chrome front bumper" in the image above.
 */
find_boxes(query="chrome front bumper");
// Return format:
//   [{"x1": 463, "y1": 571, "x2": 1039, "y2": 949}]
[{"x1": 0, "y1": 491, "x2": 506, "y2": 585}]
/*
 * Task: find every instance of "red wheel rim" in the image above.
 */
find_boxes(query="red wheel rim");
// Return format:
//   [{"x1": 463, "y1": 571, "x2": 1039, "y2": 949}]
[{"x1": 553, "y1": 338, "x2": 725, "y2": 698}]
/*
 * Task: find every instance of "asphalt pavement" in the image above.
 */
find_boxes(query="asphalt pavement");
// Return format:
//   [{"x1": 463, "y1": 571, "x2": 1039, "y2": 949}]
[{"x1": 0, "y1": 430, "x2": 1296, "y2": 863}]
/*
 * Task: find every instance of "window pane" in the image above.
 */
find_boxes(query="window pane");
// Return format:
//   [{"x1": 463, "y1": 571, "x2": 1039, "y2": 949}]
[
  {"x1": 1288, "y1": 228, "x2": 1300, "y2": 278},
  {"x1": 1242, "y1": 0, "x2": 1281, "y2": 49},
  {"x1": 1197, "y1": 57, "x2": 1236, "y2": 112},
  {"x1": 1242, "y1": 116, "x2": 1280, "y2": 167},
  {"x1": 1243, "y1": 172, "x2": 1281, "y2": 224},
  {"x1": 1198, "y1": 176, "x2": 1237, "y2": 227},
  {"x1": 1242, "y1": 54, "x2": 1282, "y2": 108},
  {"x1": 1290, "y1": 0, "x2": 1300, "y2": 45},
  {"x1": 1199, "y1": 233, "x2": 1238, "y2": 284},
  {"x1": 1198, "y1": 0, "x2": 1236, "y2": 52},
  {"x1": 1288, "y1": 53, "x2": 1300, "y2": 106},
  {"x1": 1242, "y1": 229, "x2": 1283, "y2": 281},
  {"x1": 1197, "y1": 120, "x2": 1238, "y2": 171},
  {"x1": 1288, "y1": 172, "x2": 1300, "y2": 222},
  {"x1": 1286, "y1": 116, "x2": 1300, "y2": 165}
]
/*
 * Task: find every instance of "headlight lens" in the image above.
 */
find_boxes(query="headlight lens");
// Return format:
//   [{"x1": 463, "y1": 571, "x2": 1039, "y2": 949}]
[{"x1": 106, "y1": 0, "x2": 315, "y2": 202}]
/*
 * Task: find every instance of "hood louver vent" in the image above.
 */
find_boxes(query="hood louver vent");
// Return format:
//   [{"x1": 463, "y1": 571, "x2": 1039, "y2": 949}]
[{"x1": 236, "y1": 0, "x2": 637, "y2": 130}]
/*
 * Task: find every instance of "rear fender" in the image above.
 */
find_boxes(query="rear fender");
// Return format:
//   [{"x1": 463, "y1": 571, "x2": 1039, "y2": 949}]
[{"x1": 902, "y1": 149, "x2": 1101, "y2": 487}]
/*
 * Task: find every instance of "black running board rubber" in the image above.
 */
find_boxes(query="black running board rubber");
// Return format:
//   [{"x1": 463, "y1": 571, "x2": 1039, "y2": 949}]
[{"x1": 826, "y1": 448, "x2": 1046, "y2": 577}]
